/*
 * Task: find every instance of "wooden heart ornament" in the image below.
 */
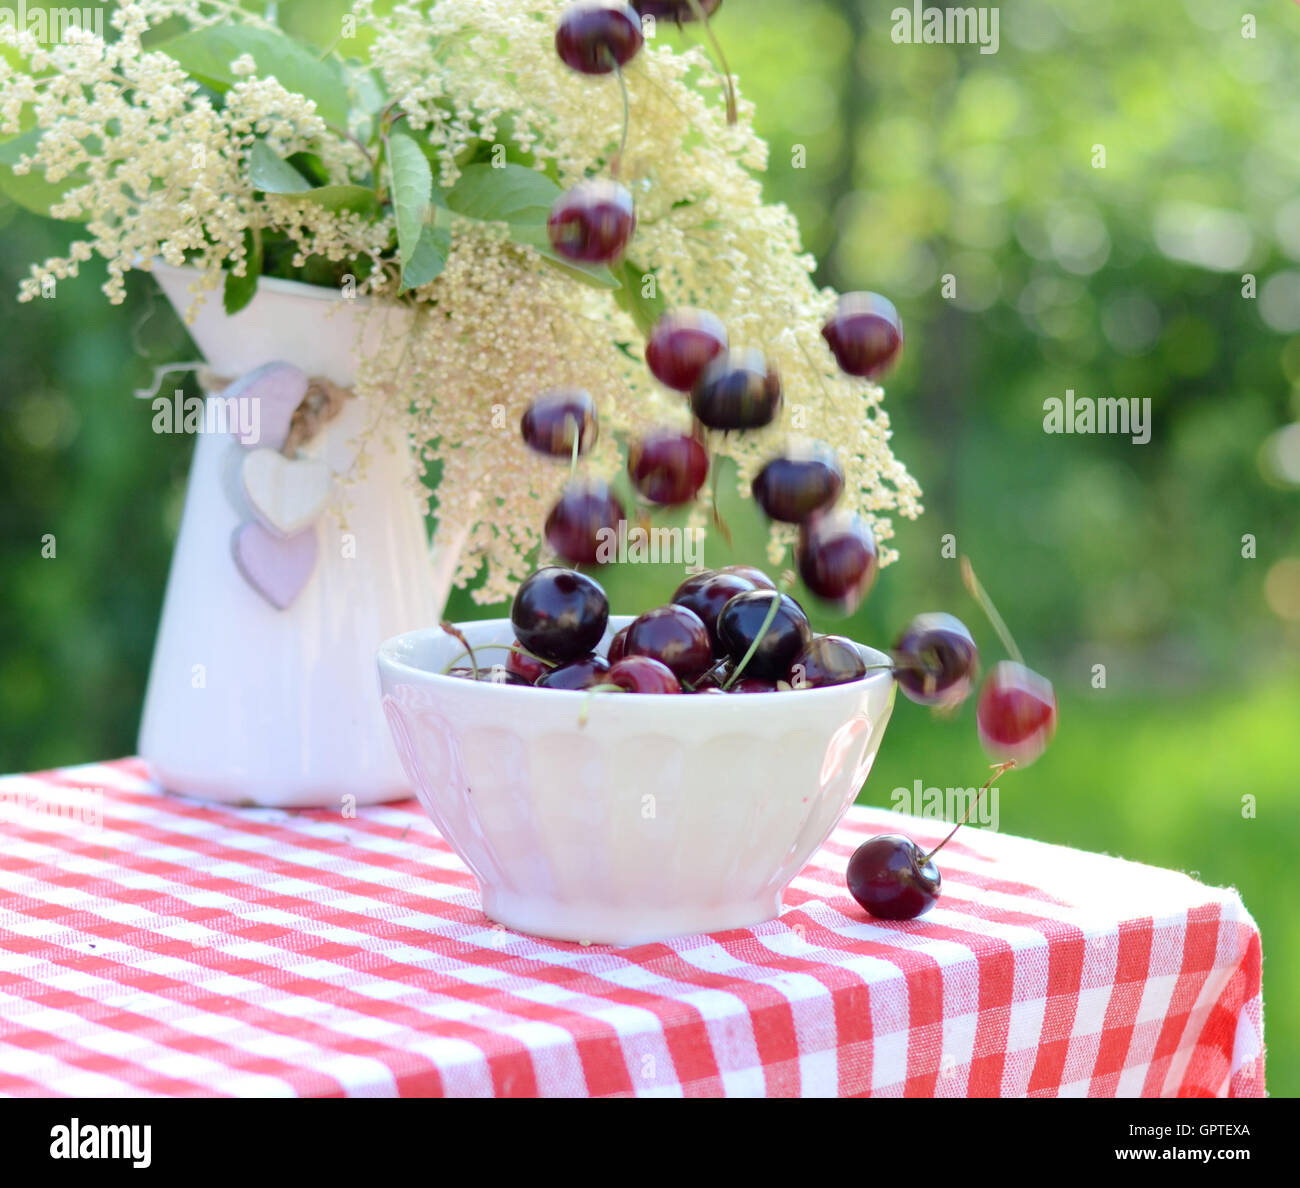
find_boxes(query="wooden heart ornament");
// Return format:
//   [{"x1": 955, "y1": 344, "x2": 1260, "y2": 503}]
[
  {"x1": 241, "y1": 449, "x2": 334, "y2": 538},
  {"x1": 232, "y1": 522, "x2": 319, "y2": 610}
]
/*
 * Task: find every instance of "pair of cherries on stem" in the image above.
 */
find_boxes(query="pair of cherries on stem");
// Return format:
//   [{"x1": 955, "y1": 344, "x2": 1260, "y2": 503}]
[
  {"x1": 548, "y1": 2, "x2": 736, "y2": 269},
  {"x1": 549, "y1": 4, "x2": 642, "y2": 265},
  {"x1": 885, "y1": 561, "x2": 1059, "y2": 768}
]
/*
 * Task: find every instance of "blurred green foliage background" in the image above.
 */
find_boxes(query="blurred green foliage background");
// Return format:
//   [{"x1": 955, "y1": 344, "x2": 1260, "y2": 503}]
[{"x1": 1, "y1": 0, "x2": 1297, "y2": 1094}]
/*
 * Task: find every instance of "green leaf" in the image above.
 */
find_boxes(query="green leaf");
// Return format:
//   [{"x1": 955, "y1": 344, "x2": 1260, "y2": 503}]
[
  {"x1": 388, "y1": 129, "x2": 434, "y2": 291},
  {"x1": 611, "y1": 260, "x2": 665, "y2": 336},
  {"x1": 157, "y1": 25, "x2": 350, "y2": 128},
  {"x1": 402, "y1": 224, "x2": 451, "y2": 289},
  {"x1": 444, "y1": 162, "x2": 560, "y2": 224},
  {"x1": 223, "y1": 228, "x2": 263, "y2": 316},
  {"x1": 247, "y1": 141, "x2": 378, "y2": 215},
  {"x1": 296, "y1": 184, "x2": 380, "y2": 215},
  {"x1": 346, "y1": 64, "x2": 387, "y2": 120},
  {"x1": 248, "y1": 139, "x2": 311, "y2": 193},
  {"x1": 0, "y1": 129, "x2": 90, "y2": 220}
]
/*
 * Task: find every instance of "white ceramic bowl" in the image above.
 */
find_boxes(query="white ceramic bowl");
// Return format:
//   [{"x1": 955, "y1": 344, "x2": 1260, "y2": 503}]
[{"x1": 377, "y1": 617, "x2": 897, "y2": 946}]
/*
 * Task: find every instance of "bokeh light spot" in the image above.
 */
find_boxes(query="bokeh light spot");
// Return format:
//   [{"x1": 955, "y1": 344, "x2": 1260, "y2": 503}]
[{"x1": 1264, "y1": 558, "x2": 1300, "y2": 622}]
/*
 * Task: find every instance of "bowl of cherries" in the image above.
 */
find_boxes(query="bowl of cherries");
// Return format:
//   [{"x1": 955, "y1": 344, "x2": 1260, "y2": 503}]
[{"x1": 378, "y1": 561, "x2": 900, "y2": 946}]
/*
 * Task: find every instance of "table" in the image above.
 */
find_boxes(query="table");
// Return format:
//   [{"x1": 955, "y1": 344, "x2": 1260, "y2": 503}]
[{"x1": 0, "y1": 759, "x2": 1264, "y2": 1097}]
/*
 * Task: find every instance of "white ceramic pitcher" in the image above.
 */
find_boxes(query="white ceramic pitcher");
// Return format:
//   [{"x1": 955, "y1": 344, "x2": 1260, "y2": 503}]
[{"x1": 138, "y1": 264, "x2": 452, "y2": 807}]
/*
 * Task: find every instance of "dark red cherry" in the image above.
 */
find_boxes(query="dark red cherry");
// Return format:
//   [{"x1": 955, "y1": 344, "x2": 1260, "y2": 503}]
[
  {"x1": 606, "y1": 624, "x2": 630, "y2": 664},
  {"x1": 717, "y1": 589, "x2": 811, "y2": 681},
  {"x1": 645, "y1": 309, "x2": 728, "y2": 392},
  {"x1": 623, "y1": 604, "x2": 713, "y2": 682},
  {"x1": 506, "y1": 643, "x2": 550, "y2": 684},
  {"x1": 788, "y1": 635, "x2": 866, "y2": 689},
  {"x1": 671, "y1": 570, "x2": 755, "y2": 650},
  {"x1": 719, "y1": 564, "x2": 776, "y2": 590},
  {"x1": 822, "y1": 292, "x2": 903, "y2": 379},
  {"x1": 537, "y1": 653, "x2": 611, "y2": 690},
  {"x1": 752, "y1": 441, "x2": 844, "y2": 523},
  {"x1": 729, "y1": 677, "x2": 780, "y2": 693},
  {"x1": 510, "y1": 566, "x2": 610, "y2": 663},
  {"x1": 631, "y1": 0, "x2": 722, "y2": 21},
  {"x1": 548, "y1": 179, "x2": 636, "y2": 265},
  {"x1": 627, "y1": 430, "x2": 709, "y2": 505},
  {"x1": 796, "y1": 512, "x2": 878, "y2": 611},
  {"x1": 976, "y1": 661, "x2": 1057, "y2": 766},
  {"x1": 893, "y1": 613, "x2": 979, "y2": 708},
  {"x1": 607, "y1": 655, "x2": 681, "y2": 693},
  {"x1": 545, "y1": 479, "x2": 626, "y2": 565},
  {"x1": 690, "y1": 349, "x2": 782, "y2": 431},
  {"x1": 556, "y1": 3, "x2": 643, "y2": 75},
  {"x1": 847, "y1": 835, "x2": 940, "y2": 921},
  {"x1": 520, "y1": 389, "x2": 598, "y2": 458},
  {"x1": 694, "y1": 686, "x2": 727, "y2": 695}
]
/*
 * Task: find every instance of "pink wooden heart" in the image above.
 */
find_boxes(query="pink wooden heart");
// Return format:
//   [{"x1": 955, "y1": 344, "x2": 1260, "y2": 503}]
[
  {"x1": 231, "y1": 521, "x2": 318, "y2": 610},
  {"x1": 221, "y1": 362, "x2": 309, "y2": 450}
]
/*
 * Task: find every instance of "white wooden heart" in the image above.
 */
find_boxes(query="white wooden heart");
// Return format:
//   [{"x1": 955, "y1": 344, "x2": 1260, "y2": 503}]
[{"x1": 241, "y1": 449, "x2": 334, "y2": 538}]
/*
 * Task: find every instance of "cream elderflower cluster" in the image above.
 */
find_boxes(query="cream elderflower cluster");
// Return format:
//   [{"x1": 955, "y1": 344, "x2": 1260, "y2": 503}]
[{"x1": 1, "y1": 0, "x2": 921, "y2": 601}]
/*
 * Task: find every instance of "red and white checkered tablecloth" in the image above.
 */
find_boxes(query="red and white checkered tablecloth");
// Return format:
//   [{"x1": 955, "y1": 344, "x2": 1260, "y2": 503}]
[{"x1": 0, "y1": 759, "x2": 1264, "y2": 1098}]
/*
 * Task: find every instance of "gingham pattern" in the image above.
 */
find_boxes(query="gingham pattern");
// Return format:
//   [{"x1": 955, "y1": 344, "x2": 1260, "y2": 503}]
[{"x1": 0, "y1": 760, "x2": 1263, "y2": 1098}]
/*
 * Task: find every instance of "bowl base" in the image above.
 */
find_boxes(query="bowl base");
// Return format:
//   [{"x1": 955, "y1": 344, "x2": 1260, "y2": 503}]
[{"x1": 481, "y1": 886, "x2": 784, "y2": 947}]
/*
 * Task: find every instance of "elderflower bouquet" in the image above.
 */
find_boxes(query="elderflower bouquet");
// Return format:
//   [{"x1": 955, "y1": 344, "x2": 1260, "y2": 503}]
[{"x1": 0, "y1": 0, "x2": 921, "y2": 603}]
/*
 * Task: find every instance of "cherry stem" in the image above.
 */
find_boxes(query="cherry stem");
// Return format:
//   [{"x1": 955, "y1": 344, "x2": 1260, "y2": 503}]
[
  {"x1": 686, "y1": 0, "x2": 737, "y2": 125},
  {"x1": 612, "y1": 64, "x2": 631, "y2": 177},
  {"x1": 921, "y1": 760, "x2": 1015, "y2": 864},
  {"x1": 961, "y1": 556, "x2": 1025, "y2": 666},
  {"x1": 440, "y1": 621, "x2": 479, "y2": 681},
  {"x1": 513, "y1": 644, "x2": 557, "y2": 668},
  {"x1": 709, "y1": 446, "x2": 733, "y2": 546},
  {"x1": 789, "y1": 303, "x2": 844, "y2": 406},
  {"x1": 722, "y1": 590, "x2": 781, "y2": 689},
  {"x1": 567, "y1": 413, "x2": 581, "y2": 479}
]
